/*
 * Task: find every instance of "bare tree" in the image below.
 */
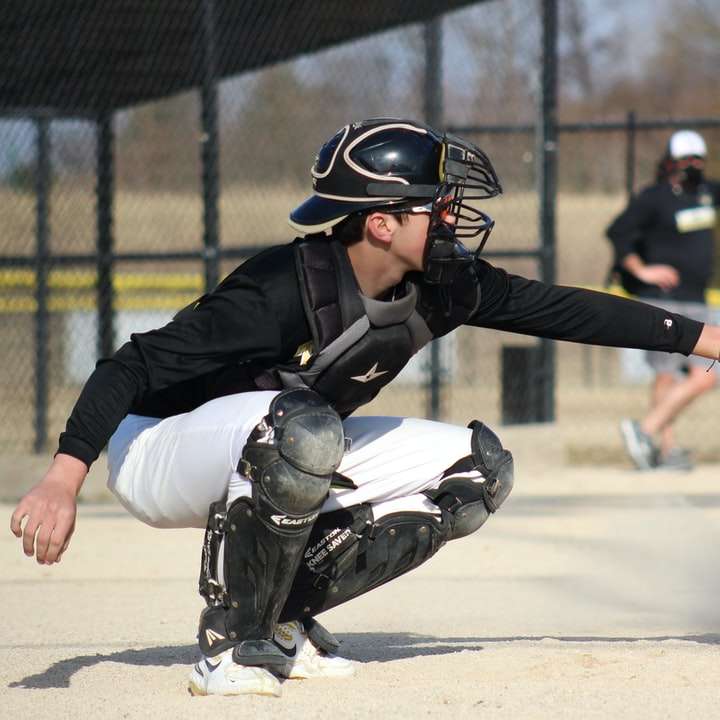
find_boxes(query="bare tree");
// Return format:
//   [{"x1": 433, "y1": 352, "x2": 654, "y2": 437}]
[
  {"x1": 116, "y1": 92, "x2": 200, "y2": 192},
  {"x1": 645, "y1": 0, "x2": 720, "y2": 113}
]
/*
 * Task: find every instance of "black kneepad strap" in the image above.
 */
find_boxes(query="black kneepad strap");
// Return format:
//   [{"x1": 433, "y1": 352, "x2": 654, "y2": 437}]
[{"x1": 425, "y1": 475, "x2": 491, "y2": 540}]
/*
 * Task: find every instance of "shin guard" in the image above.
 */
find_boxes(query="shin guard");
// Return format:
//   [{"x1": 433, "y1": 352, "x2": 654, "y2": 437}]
[
  {"x1": 197, "y1": 388, "x2": 344, "y2": 661},
  {"x1": 279, "y1": 503, "x2": 446, "y2": 621},
  {"x1": 279, "y1": 419, "x2": 514, "y2": 621}
]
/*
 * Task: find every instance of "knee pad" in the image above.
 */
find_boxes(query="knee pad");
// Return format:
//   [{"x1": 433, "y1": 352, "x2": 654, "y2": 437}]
[
  {"x1": 240, "y1": 388, "x2": 345, "y2": 529},
  {"x1": 425, "y1": 420, "x2": 514, "y2": 540},
  {"x1": 469, "y1": 420, "x2": 514, "y2": 511}
]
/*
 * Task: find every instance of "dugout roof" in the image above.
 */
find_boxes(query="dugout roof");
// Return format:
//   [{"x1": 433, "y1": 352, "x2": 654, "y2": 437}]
[{"x1": 1, "y1": 0, "x2": 482, "y2": 115}]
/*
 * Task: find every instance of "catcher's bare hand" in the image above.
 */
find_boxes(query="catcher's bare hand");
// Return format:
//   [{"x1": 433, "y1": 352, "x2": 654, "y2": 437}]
[{"x1": 10, "y1": 454, "x2": 87, "y2": 564}]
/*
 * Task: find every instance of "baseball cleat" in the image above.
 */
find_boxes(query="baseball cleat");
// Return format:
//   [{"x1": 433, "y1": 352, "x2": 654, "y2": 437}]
[
  {"x1": 271, "y1": 621, "x2": 356, "y2": 679},
  {"x1": 188, "y1": 648, "x2": 282, "y2": 697}
]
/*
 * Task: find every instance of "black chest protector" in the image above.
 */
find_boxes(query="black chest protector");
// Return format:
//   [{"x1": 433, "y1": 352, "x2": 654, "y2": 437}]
[{"x1": 255, "y1": 237, "x2": 478, "y2": 417}]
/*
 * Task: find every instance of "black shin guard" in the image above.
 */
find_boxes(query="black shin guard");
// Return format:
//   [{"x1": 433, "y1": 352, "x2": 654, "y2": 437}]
[
  {"x1": 197, "y1": 388, "x2": 345, "y2": 662},
  {"x1": 279, "y1": 419, "x2": 514, "y2": 622},
  {"x1": 279, "y1": 504, "x2": 446, "y2": 621}
]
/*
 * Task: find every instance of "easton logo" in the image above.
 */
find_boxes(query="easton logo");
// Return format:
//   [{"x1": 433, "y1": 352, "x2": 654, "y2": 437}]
[
  {"x1": 664, "y1": 319, "x2": 673, "y2": 329},
  {"x1": 205, "y1": 629, "x2": 225, "y2": 647},
  {"x1": 271, "y1": 512, "x2": 319, "y2": 527}
]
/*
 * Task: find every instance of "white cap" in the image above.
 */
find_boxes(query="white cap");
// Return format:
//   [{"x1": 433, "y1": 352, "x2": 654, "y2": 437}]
[{"x1": 668, "y1": 130, "x2": 707, "y2": 159}]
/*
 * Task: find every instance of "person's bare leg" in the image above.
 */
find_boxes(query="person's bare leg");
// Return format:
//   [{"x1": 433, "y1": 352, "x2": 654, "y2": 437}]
[
  {"x1": 648, "y1": 372, "x2": 677, "y2": 455},
  {"x1": 641, "y1": 366, "x2": 716, "y2": 440}
]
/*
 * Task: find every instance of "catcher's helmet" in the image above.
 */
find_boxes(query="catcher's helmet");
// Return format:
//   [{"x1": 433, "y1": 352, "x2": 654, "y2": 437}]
[{"x1": 290, "y1": 118, "x2": 503, "y2": 284}]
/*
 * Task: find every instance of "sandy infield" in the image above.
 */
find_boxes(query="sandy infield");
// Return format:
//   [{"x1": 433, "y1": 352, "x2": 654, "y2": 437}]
[{"x1": 2, "y1": 450, "x2": 720, "y2": 719}]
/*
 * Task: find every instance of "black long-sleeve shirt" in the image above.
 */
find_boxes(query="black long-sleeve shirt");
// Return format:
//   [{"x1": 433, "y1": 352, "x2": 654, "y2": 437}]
[
  {"x1": 58, "y1": 243, "x2": 704, "y2": 467},
  {"x1": 606, "y1": 180, "x2": 720, "y2": 301}
]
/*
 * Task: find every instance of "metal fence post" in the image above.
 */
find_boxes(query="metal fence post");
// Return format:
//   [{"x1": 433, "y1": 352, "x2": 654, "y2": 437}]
[
  {"x1": 200, "y1": 0, "x2": 220, "y2": 292},
  {"x1": 424, "y1": 15, "x2": 443, "y2": 421},
  {"x1": 96, "y1": 112, "x2": 115, "y2": 360},
  {"x1": 625, "y1": 110, "x2": 637, "y2": 198},
  {"x1": 33, "y1": 117, "x2": 50, "y2": 452},
  {"x1": 538, "y1": 0, "x2": 558, "y2": 422}
]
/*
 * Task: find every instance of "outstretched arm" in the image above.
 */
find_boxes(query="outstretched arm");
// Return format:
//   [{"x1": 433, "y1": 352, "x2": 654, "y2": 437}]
[
  {"x1": 467, "y1": 262, "x2": 703, "y2": 355},
  {"x1": 690, "y1": 323, "x2": 720, "y2": 362}
]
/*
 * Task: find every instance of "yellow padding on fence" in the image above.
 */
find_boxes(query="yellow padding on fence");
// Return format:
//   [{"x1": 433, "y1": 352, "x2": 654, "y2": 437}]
[
  {"x1": 0, "y1": 294, "x2": 198, "y2": 313},
  {"x1": 0, "y1": 269, "x2": 204, "y2": 291},
  {"x1": 1, "y1": 277, "x2": 720, "y2": 314},
  {"x1": 606, "y1": 285, "x2": 720, "y2": 306}
]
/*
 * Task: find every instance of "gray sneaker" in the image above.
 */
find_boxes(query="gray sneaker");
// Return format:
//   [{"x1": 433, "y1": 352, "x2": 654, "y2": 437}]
[
  {"x1": 657, "y1": 447, "x2": 694, "y2": 472},
  {"x1": 620, "y1": 419, "x2": 659, "y2": 470}
]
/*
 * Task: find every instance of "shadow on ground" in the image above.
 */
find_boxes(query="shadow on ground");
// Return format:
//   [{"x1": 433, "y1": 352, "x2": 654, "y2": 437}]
[{"x1": 9, "y1": 632, "x2": 720, "y2": 690}]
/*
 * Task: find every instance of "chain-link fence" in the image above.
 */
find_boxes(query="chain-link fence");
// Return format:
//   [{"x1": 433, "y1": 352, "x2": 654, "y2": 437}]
[{"x1": 1, "y1": 0, "x2": 719, "y2": 467}]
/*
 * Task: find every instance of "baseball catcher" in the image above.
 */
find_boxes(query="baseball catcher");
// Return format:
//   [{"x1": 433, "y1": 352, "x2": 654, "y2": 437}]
[{"x1": 11, "y1": 118, "x2": 720, "y2": 697}]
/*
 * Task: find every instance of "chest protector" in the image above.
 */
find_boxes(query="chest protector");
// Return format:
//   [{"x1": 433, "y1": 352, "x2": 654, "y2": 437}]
[{"x1": 254, "y1": 237, "x2": 461, "y2": 416}]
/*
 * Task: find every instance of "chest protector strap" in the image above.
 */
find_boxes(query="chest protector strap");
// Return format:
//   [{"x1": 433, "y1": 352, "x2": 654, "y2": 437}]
[
  {"x1": 255, "y1": 237, "x2": 434, "y2": 416},
  {"x1": 295, "y1": 238, "x2": 366, "y2": 352}
]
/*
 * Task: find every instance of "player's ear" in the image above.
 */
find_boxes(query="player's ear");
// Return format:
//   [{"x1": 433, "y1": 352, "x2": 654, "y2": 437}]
[{"x1": 365, "y1": 212, "x2": 395, "y2": 245}]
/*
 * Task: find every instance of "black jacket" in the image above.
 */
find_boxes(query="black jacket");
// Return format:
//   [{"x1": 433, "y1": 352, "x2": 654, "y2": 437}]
[{"x1": 606, "y1": 181, "x2": 720, "y2": 301}]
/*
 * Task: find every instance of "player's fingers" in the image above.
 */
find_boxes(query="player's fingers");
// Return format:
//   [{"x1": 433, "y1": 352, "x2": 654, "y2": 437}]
[
  {"x1": 35, "y1": 523, "x2": 54, "y2": 563},
  {"x1": 44, "y1": 533, "x2": 63, "y2": 564},
  {"x1": 10, "y1": 504, "x2": 28, "y2": 537},
  {"x1": 22, "y1": 517, "x2": 40, "y2": 557},
  {"x1": 56, "y1": 524, "x2": 75, "y2": 563},
  {"x1": 45, "y1": 513, "x2": 74, "y2": 564}
]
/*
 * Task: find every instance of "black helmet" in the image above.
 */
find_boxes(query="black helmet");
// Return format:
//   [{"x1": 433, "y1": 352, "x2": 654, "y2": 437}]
[{"x1": 290, "y1": 118, "x2": 503, "y2": 284}]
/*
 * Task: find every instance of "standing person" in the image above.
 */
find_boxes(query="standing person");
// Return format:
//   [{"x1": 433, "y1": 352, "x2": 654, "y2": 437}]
[
  {"x1": 607, "y1": 130, "x2": 720, "y2": 471},
  {"x1": 11, "y1": 118, "x2": 720, "y2": 698}
]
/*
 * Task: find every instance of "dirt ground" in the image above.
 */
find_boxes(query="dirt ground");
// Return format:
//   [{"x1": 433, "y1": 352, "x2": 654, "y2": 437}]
[{"x1": 2, "y1": 429, "x2": 720, "y2": 719}]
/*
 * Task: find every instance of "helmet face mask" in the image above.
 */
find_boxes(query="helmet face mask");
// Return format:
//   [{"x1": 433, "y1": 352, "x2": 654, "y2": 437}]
[
  {"x1": 414, "y1": 183, "x2": 495, "y2": 285},
  {"x1": 290, "y1": 118, "x2": 502, "y2": 284}
]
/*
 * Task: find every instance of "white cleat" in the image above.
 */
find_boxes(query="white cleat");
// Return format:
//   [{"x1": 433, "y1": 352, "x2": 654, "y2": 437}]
[
  {"x1": 188, "y1": 648, "x2": 282, "y2": 697},
  {"x1": 272, "y1": 621, "x2": 356, "y2": 679}
]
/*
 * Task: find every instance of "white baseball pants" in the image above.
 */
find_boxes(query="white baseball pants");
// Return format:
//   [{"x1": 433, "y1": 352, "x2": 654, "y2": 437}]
[{"x1": 107, "y1": 390, "x2": 479, "y2": 529}]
